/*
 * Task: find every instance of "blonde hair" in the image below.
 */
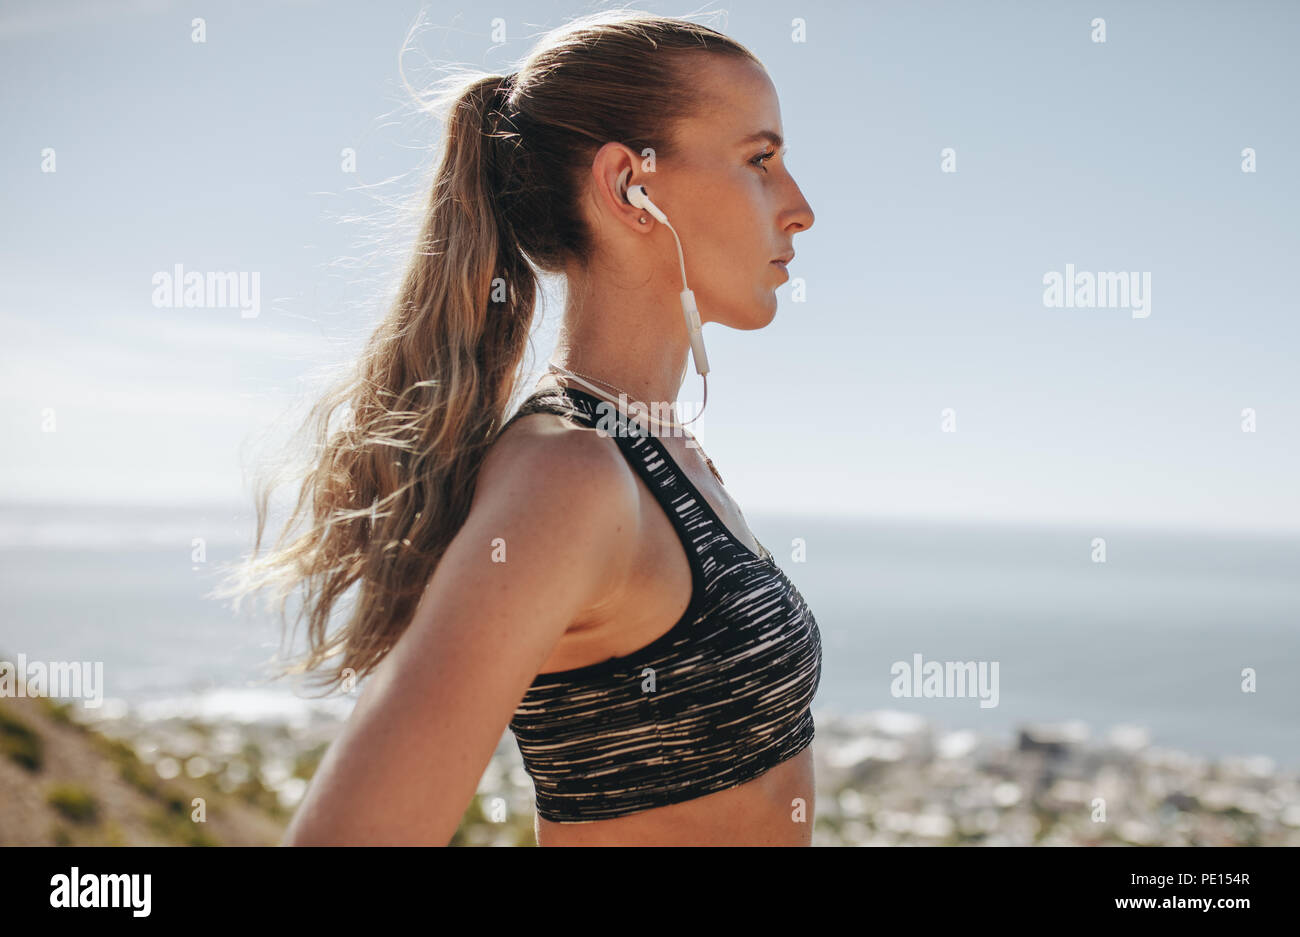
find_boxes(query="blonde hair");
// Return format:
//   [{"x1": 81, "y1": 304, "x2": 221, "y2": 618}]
[{"x1": 212, "y1": 10, "x2": 760, "y2": 695}]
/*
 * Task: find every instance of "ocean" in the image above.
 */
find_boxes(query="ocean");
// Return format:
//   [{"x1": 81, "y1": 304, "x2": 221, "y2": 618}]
[{"x1": 1, "y1": 502, "x2": 1296, "y2": 768}]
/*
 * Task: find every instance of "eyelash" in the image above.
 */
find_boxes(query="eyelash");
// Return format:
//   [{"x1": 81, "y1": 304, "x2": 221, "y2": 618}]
[{"x1": 750, "y1": 147, "x2": 778, "y2": 173}]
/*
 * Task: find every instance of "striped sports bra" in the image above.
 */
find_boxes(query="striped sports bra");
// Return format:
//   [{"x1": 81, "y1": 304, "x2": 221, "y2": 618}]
[{"x1": 502, "y1": 384, "x2": 823, "y2": 823}]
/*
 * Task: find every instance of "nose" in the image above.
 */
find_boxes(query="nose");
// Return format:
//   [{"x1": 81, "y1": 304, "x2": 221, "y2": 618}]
[{"x1": 784, "y1": 177, "x2": 814, "y2": 233}]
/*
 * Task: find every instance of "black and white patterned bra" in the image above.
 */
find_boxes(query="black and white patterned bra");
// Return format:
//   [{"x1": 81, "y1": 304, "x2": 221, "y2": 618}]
[{"x1": 502, "y1": 385, "x2": 822, "y2": 823}]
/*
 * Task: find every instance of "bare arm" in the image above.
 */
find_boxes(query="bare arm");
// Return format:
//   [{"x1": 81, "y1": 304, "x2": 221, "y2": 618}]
[{"x1": 281, "y1": 422, "x2": 638, "y2": 845}]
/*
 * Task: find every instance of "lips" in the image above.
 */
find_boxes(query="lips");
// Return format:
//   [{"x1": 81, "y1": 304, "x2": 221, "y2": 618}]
[{"x1": 771, "y1": 250, "x2": 795, "y2": 265}]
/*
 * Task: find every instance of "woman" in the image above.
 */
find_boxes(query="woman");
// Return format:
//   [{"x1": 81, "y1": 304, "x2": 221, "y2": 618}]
[{"x1": 231, "y1": 11, "x2": 818, "y2": 846}]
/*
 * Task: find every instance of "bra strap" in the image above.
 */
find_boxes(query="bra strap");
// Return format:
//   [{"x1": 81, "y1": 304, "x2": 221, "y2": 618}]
[
  {"x1": 501, "y1": 388, "x2": 587, "y2": 431},
  {"x1": 502, "y1": 386, "x2": 720, "y2": 564}
]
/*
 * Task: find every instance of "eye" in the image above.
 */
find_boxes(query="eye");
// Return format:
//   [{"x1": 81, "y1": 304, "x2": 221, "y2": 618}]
[{"x1": 749, "y1": 147, "x2": 778, "y2": 173}]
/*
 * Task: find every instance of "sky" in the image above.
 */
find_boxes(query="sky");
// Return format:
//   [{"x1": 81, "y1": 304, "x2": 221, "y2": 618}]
[{"x1": 2, "y1": 0, "x2": 1297, "y2": 534}]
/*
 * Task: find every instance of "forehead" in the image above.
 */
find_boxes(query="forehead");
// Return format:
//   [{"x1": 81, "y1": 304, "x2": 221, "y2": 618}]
[{"x1": 670, "y1": 55, "x2": 781, "y2": 150}]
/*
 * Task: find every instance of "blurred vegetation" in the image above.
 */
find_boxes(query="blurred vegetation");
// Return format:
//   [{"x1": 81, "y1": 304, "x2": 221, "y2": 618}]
[
  {"x1": 292, "y1": 741, "x2": 329, "y2": 781},
  {"x1": 0, "y1": 702, "x2": 44, "y2": 771},
  {"x1": 40, "y1": 698, "x2": 80, "y2": 728},
  {"x1": 46, "y1": 783, "x2": 99, "y2": 824},
  {"x1": 0, "y1": 693, "x2": 281, "y2": 845},
  {"x1": 145, "y1": 795, "x2": 218, "y2": 847}
]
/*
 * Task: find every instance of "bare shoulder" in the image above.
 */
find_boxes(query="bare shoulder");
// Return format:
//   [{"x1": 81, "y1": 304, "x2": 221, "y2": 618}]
[
  {"x1": 471, "y1": 407, "x2": 642, "y2": 585},
  {"x1": 478, "y1": 407, "x2": 637, "y2": 512}
]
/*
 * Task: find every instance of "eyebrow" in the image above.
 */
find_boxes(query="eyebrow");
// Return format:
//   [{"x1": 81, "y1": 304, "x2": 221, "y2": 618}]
[{"x1": 737, "y1": 130, "x2": 784, "y2": 149}]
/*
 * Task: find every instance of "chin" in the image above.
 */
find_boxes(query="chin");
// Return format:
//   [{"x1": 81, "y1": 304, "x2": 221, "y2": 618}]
[
  {"x1": 717, "y1": 310, "x2": 774, "y2": 331},
  {"x1": 702, "y1": 291, "x2": 779, "y2": 331},
  {"x1": 751, "y1": 293, "x2": 780, "y2": 328}
]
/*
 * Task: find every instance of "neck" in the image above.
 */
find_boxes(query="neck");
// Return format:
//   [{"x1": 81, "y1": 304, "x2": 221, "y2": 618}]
[{"x1": 547, "y1": 268, "x2": 693, "y2": 411}]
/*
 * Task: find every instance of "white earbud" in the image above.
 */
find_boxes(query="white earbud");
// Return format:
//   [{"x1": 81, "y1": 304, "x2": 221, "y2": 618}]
[
  {"x1": 625, "y1": 183, "x2": 668, "y2": 225},
  {"x1": 616, "y1": 168, "x2": 710, "y2": 379}
]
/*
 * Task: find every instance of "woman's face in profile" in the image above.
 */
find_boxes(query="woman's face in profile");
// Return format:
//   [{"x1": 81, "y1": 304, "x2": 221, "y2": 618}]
[{"x1": 660, "y1": 55, "x2": 815, "y2": 331}]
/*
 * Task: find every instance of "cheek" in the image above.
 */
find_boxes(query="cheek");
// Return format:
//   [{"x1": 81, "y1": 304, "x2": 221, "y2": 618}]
[
  {"x1": 678, "y1": 172, "x2": 769, "y2": 286},
  {"x1": 703, "y1": 190, "x2": 768, "y2": 259},
  {"x1": 705, "y1": 171, "x2": 762, "y2": 224}
]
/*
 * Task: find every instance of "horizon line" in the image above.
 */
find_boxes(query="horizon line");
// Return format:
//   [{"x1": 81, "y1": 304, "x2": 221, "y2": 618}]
[{"x1": 0, "y1": 497, "x2": 1296, "y2": 541}]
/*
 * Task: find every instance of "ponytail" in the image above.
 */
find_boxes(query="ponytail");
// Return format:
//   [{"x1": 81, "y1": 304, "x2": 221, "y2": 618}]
[{"x1": 211, "y1": 73, "x2": 538, "y2": 693}]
